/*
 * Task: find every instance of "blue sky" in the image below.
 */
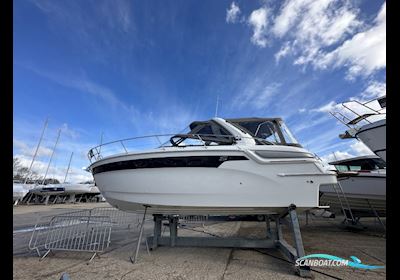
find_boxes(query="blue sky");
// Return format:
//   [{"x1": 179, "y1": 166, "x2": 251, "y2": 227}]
[{"x1": 13, "y1": 0, "x2": 386, "y2": 182}]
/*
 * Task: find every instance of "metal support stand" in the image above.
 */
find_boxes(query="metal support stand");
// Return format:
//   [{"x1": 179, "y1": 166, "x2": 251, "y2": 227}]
[
  {"x1": 130, "y1": 206, "x2": 148, "y2": 264},
  {"x1": 146, "y1": 204, "x2": 311, "y2": 277},
  {"x1": 305, "y1": 210, "x2": 309, "y2": 226},
  {"x1": 265, "y1": 216, "x2": 271, "y2": 238},
  {"x1": 44, "y1": 195, "x2": 50, "y2": 205}
]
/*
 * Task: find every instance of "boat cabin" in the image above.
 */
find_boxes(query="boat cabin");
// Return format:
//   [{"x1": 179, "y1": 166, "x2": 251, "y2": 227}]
[{"x1": 329, "y1": 155, "x2": 386, "y2": 172}]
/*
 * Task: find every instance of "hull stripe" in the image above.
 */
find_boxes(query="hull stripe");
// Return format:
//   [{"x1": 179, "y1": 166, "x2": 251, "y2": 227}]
[{"x1": 92, "y1": 156, "x2": 248, "y2": 174}]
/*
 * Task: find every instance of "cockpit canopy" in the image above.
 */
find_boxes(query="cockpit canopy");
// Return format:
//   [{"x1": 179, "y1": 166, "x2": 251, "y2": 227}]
[{"x1": 170, "y1": 117, "x2": 301, "y2": 147}]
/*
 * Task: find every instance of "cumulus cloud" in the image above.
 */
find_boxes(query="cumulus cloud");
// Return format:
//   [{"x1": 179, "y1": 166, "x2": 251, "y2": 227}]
[
  {"x1": 226, "y1": 0, "x2": 385, "y2": 79},
  {"x1": 248, "y1": 7, "x2": 269, "y2": 47},
  {"x1": 315, "y1": 2, "x2": 386, "y2": 79},
  {"x1": 226, "y1": 2, "x2": 241, "y2": 23}
]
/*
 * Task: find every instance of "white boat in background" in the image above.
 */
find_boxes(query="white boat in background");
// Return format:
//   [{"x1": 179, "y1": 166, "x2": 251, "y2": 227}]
[
  {"x1": 62, "y1": 182, "x2": 101, "y2": 202},
  {"x1": 87, "y1": 117, "x2": 337, "y2": 215},
  {"x1": 62, "y1": 183, "x2": 100, "y2": 195},
  {"x1": 320, "y1": 155, "x2": 386, "y2": 217},
  {"x1": 331, "y1": 95, "x2": 386, "y2": 161},
  {"x1": 29, "y1": 184, "x2": 66, "y2": 196},
  {"x1": 354, "y1": 119, "x2": 386, "y2": 162}
]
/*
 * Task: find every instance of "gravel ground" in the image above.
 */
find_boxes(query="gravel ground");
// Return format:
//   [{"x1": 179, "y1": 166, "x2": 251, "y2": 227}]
[{"x1": 13, "y1": 203, "x2": 386, "y2": 280}]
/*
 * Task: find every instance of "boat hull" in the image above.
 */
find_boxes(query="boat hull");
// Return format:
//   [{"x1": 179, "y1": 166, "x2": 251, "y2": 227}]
[
  {"x1": 319, "y1": 173, "x2": 386, "y2": 216},
  {"x1": 356, "y1": 119, "x2": 386, "y2": 162},
  {"x1": 92, "y1": 149, "x2": 337, "y2": 215}
]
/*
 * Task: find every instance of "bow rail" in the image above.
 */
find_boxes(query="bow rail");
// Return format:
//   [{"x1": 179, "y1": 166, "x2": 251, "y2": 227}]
[{"x1": 87, "y1": 133, "x2": 239, "y2": 163}]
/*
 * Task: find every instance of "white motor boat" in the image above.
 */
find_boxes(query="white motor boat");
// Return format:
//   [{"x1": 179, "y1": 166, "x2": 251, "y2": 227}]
[
  {"x1": 29, "y1": 184, "x2": 65, "y2": 195},
  {"x1": 87, "y1": 117, "x2": 337, "y2": 215},
  {"x1": 320, "y1": 155, "x2": 386, "y2": 216},
  {"x1": 331, "y1": 95, "x2": 386, "y2": 161}
]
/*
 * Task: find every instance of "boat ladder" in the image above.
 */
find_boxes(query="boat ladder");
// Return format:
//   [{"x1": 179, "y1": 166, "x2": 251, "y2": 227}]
[{"x1": 331, "y1": 182, "x2": 358, "y2": 225}]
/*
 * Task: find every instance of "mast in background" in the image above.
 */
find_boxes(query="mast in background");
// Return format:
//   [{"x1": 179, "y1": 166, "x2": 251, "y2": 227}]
[
  {"x1": 63, "y1": 152, "x2": 74, "y2": 183},
  {"x1": 41, "y1": 128, "x2": 61, "y2": 185},
  {"x1": 23, "y1": 117, "x2": 49, "y2": 184}
]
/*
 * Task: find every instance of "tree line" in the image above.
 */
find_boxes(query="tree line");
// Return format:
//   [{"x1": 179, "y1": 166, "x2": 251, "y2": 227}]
[{"x1": 13, "y1": 157, "x2": 60, "y2": 184}]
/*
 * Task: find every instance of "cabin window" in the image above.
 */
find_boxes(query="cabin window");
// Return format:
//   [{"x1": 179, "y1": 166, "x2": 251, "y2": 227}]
[
  {"x1": 255, "y1": 122, "x2": 281, "y2": 143},
  {"x1": 335, "y1": 165, "x2": 349, "y2": 172},
  {"x1": 349, "y1": 165, "x2": 362, "y2": 171}
]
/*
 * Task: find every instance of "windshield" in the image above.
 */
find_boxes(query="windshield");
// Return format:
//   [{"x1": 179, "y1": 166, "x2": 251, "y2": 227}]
[
  {"x1": 227, "y1": 119, "x2": 301, "y2": 146},
  {"x1": 279, "y1": 120, "x2": 299, "y2": 145}
]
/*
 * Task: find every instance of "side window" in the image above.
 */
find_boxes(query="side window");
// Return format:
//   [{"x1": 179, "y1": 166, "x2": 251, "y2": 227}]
[
  {"x1": 349, "y1": 165, "x2": 361, "y2": 171},
  {"x1": 196, "y1": 123, "x2": 230, "y2": 136},
  {"x1": 256, "y1": 122, "x2": 280, "y2": 143},
  {"x1": 335, "y1": 165, "x2": 349, "y2": 172},
  {"x1": 197, "y1": 125, "x2": 213, "y2": 135}
]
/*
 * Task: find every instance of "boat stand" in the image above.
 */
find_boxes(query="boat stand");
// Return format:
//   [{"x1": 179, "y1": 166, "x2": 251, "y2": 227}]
[
  {"x1": 130, "y1": 206, "x2": 151, "y2": 264},
  {"x1": 144, "y1": 204, "x2": 311, "y2": 278}
]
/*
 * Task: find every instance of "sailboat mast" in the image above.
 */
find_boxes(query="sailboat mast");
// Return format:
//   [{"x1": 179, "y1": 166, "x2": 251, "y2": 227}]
[
  {"x1": 41, "y1": 128, "x2": 61, "y2": 185},
  {"x1": 63, "y1": 152, "x2": 74, "y2": 183},
  {"x1": 24, "y1": 117, "x2": 49, "y2": 184}
]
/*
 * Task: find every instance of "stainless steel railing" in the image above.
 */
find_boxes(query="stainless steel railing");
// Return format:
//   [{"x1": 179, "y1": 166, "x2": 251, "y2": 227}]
[
  {"x1": 87, "y1": 133, "x2": 238, "y2": 163},
  {"x1": 330, "y1": 95, "x2": 386, "y2": 129}
]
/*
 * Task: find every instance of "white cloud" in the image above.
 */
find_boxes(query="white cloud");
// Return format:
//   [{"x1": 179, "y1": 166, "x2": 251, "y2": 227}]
[
  {"x1": 311, "y1": 101, "x2": 338, "y2": 113},
  {"x1": 360, "y1": 81, "x2": 386, "y2": 100},
  {"x1": 350, "y1": 141, "x2": 375, "y2": 156},
  {"x1": 14, "y1": 154, "x2": 93, "y2": 183},
  {"x1": 232, "y1": 81, "x2": 281, "y2": 110},
  {"x1": 61, "y1": 123, "x2": 80, "y2": 139},
  {"x1": 290, "y1": 0, "x2": 361, "y2": 67},
  {"x1": 275, "y1": 41, "x2": 291, "y2": 62},
  {"x1": 272, "y1": 0, "x2": 312, "y2": 37},
  {"x1": 319, "y1": 139, "x2": 376, "y2": 166},
  {"x1": 315, "y1": 2, "x2": 385, "y2": 79},
  {"x1": 13, "y1": 139, "x2": 53, "y2": 158},
  {"x1": 248, "y1": 7, "x2": 269, "y2": 47},
  {"x1": 227, "y1": 0, "x2": 385, "y2": 80},
  {"x1": 226, "y1": 2, "x2": 241, "y2": 23}
]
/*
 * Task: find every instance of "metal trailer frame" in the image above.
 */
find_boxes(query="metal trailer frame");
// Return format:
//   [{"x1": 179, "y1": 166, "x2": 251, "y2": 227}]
[{"x1": 132, "y1": 204, "x2": 311, "y2": 278}]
